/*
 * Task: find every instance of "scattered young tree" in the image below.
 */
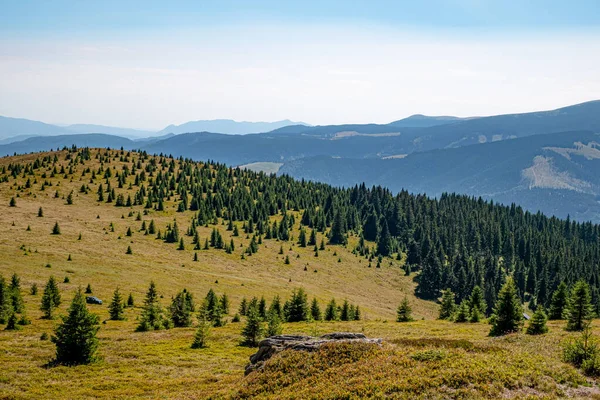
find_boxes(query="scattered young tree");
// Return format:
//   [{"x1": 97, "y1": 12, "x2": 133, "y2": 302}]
[
  {"x1": 40, "y1": 276, "x2": 61, "y2": 319},
  {"x1": 284, "y1": 288, "x2": 309, "y2": 322},
  {"x1": 108, "y1": 288, "x2": 125, "y2": 321},
  {"x1": 127, "y1": 293, "x2": 135, "y2": 308},
  {"x1": 170, "y1": 289, "x2": 194, "y2": 327},
  {"x1": 51, "y1": 289, "x2": 100, "y2": 365},
  {"x1": 85, "y1": 284, "x2": 93, "y2": 294},
  {"x1": 136, "y1": 281, "x2": 171, "y2": 331},
  {"x1": 191, "y1": 305, "x2": 211, "y2": 349},
  {"x1": 526, "y1": 307, "x2": 549, "y2": 335},
  {"x1": 241, "y1": 304, "x2": 264, "y2": 347},
  {"x1": 489, "y1": 277, "x2": 524, "y2": 336},
  {"x1": 549, "y1": 281, "x2": 569, "y2": 320},
  {"x1": 396, "y1": 296, "x2": 414, "y2": 322},
  {"x1": 310, "y1": 297, "x2": 322, "y2": 321},
  {"x1": 438, "y1": 289, "x2": 457, "y2": 320},
  {"x1": 52, "y1": 222, "x2": 61, "y2": 235},
  {"x1": 9, "y1": 197, "x2": 16, "y2": 207},
  {"x1": 266, "y1": 310, "x2": 283, "y2": 336},
  {"x1": 565, "y1": 280, "x2": 595, "y2": 332},
  {"x1": 325, "y1": 299, "x2": 339, "y2": 321},
  {"x1": 469, "y1": 286, "x2": 487, "y2": 317}
]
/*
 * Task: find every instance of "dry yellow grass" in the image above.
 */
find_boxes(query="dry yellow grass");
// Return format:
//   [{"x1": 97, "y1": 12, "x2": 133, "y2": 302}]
[{"x1": 0, "y1": 149, "x2": 597, "y2": 399}]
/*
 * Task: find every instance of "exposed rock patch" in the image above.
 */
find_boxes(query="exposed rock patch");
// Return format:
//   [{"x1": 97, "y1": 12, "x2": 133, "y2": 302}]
[{"x1": 245, "y1": 332, "x2": 382, "y2": 375}]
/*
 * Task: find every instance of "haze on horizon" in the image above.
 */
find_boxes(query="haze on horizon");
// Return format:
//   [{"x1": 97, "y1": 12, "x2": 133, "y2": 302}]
[{"x1": 1, "y1": 0, "x2": 599, "y2": 130}]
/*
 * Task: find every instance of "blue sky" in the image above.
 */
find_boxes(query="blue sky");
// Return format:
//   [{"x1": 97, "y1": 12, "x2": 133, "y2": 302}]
[{"x1": 0, "y1": 1, "x2": 599, "y2": 129}]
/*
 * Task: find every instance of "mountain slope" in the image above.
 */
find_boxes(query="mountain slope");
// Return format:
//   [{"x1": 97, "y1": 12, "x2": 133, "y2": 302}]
[
  {"x1": 280, "y1": 130, "x2": 600, "y2": 221},
  {"x1": 65, "y1": 124, "x2": 155, "y2": 138},
  {"x1": 0, "y1": 116, "x2": 67, "y2": 139}
]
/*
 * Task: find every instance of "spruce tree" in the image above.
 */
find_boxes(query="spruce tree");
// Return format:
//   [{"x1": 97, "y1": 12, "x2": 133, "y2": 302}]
[
  {"x1": 325, "y1": 299, "x2": 339, "y2": 321},
  {"x1": 108, "y1": 288, "x2": 125, "y2": 321},
  {"x1": 41, "y1": 276, "x2": 61, "y2": 319},
  {"x1": 396, "y1": 296, "x2": 414, "y2": 322},
  {"x1": 51, "y1": 289, "x2": 100, "y2": 365},
  {"x1": 9, "y1": 197, "x2": 16, "y2": 207},
  {"x1": 454, "y1": 300, "x2": 470, "y2": 323},
  {"x1": 127, "y1": 293, "x2": 135, "y2": 307},
  {"x1": 220, "y1": 294, "x2": 230, "y2": 315},
  {"x1": 241, "y1": 304, "x2": 264, "y2": 347},
  {"x1": 0, "y1": 276, "x2": 8, "y2": 324},
  {"x1": 136, "y1": 281, "x2": 170, "y2": 331},
  {"x1": 526, "y1": 307, "x2": 549, "y2": 335},
  {"x1": 565, "y1": 280, "x2": 595, "y2": 332},
  {"x1": 489, "y1": 277, "x2": 524, "y2": 336},
  {"x1": 549, "y1": 281, "x2": 569, "y2": 320},
  {"x1": 52, "y1": 222, "x2": 61, "y2": 235},
  {"x1": 192, "y1": 305, "x2": 211, "y2": 349},
  {"x1": 283, "y1": 288, "x2": 309, "y2": 322},
  {"x1": 469, "y1": 286, "x2": 487, "y2": 317},
  {"x1": 310, "y1": 297, "x2": 322, "y2": 321},
  {"x1": 9, "y1": 273, "x2": 24, "y2": 314},
  {"x1": 85, "y1": 284, "x2": 93, "y2": 294},
  {"x1": 438, "y1": 289, "x2": 456, "y2": 320},
  {"x1": 266, "y1": 310, "x2": 283, "y2": 336},
  {"x1": 170, "y1": 289, "x2": 193, "y2": 327}
]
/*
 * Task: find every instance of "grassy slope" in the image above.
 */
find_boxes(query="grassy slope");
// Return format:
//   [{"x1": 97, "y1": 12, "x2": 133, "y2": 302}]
[{"x1": 0, "y1": 149, "x2": 597, "y2": 399}]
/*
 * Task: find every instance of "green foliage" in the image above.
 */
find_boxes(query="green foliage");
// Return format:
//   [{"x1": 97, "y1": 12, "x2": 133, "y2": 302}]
[
  {"x1": 191, "y1": 306, "x2": 211, "y2": 349},
  {"x1": 284, "y1": 288, "x2": 310, "y2": 322},
  {"x1": 9, "y1": 273, "x2": 24, "y2": 314},
  {"x1": 52, "y1": 222, "x2": 61, "y2": 235},
  {"x1": 325, "y1": 299, "x2": 339, "y2": 321},
  {"x1": 136, "y1": 281, "x2": 171, "y2": 332},
  {"x1": 438, "y1": 289, "x2": 456, "y2": 320},
  {"x1": 565, "y1": 280, "x2": 595, "y2": 332},
  {"x1": 266, "y1": 311, "x2": 283, "y2": 337},
  {"x1": 108, "y1": 288, "x2": 125, "y2": 321},
  {"x1": 40, "y1": 276, "x2": 61, "y2": 319},
  {"x1": 549, "y1": 282, "x2": 569, "y2": 320},
  {"x1": 563, "y1": 323, "x2": 600, "y2": 376},
  {"x1": 526, "y1": 307, "x2": 548, "y2": 335},
  {"x1": 310, "y1": 297, "x2": 322, "y2": 321},
  {"x1": 489, "y1": 277, "x2": 524, "y2": 336},
  {"x1": 396, "y1": 296, "x2": 414, "y2": 322},
  {"x1": 51, "y1": 289, "x2": 100, "y2": 365},
  {"x1": 469, "y1": 286, "x2": 487, "y2": 317},
  {"x1": 169, "y1": 289, "x2": 194, "y2": 327},
  {"x1": 242, "y1": 304, "x2": 264, "y2": 347},
  {"x1": 126, "y1": 293, "x2": 134, "y2": 307},
  {"x1": 454, "y1": 300, "x2": 470, "y2": 323}
]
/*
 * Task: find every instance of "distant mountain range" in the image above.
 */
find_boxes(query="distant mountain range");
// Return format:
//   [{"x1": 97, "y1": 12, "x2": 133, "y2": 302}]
[
  {"x1": 1, "y1": 100, "x2": 600, "y2": 221},
  {"x1": 0, "y1": 116, "x2": 310, "y2": 141},
  {"x1": 157, "y1": 119, "x2": 310, "y2": 135}
]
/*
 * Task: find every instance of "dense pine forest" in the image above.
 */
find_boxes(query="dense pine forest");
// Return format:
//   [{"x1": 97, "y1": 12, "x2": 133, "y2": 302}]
[{"x1": 3, "y1": 146, "x2": 600, "y2": 316}]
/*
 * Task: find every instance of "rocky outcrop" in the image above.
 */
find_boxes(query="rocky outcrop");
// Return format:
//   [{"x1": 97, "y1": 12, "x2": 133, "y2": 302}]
[{"x1": 245, "y1": 332, "x2": 382, "y2": 375}]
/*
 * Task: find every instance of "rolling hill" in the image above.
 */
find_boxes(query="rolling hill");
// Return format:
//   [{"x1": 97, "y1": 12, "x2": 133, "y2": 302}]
[{"x1": 1, "y1": 147, "x2": 600, "y2": 398}]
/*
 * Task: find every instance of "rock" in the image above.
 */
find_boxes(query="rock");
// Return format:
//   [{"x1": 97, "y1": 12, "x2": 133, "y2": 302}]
[{"x1": 245, "y1": 332, "x2": 382, "y2": 375}]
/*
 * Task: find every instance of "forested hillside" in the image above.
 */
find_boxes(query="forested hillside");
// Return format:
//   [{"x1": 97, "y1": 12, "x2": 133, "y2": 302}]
[{"x1": 3, "y1": 147, "x2": 600, "y2": 313}]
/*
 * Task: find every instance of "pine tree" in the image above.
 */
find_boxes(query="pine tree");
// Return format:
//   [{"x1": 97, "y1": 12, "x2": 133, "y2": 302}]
[
  {"x1": 239, "y1": 298, "x2": 248, "y2": 316},
  {"x1": 325, "y1": 299, "x2": 339, "y2": 321},
  {"x1": 377, "y1": 220, "x2": 392, "y2": 256},
  {"x1": 0, "y1": 276, "x2": 8, "y2": 324},
  {"x1": 192, "y1": 305, "x2": 211, "y2": 349},
  {"x1": 220, "y1": 294, "x2": 230, "y2": 315},
  {"x1": 9, "y1": 273, "x2": 24, "y2": 314},
  {"x1": 565, "y1": 280, "x2": 595, "y2": 332},
  {"x1": 136, "y1": 281, "x2": 170, "y2": 331},
  {"x1": 489, "y1": 277, "x2": 524, "y2": 336},
  {"x1": 454, "y1": 300, "x2": 470, "y2": 323},
  {"x1": 51, "y1": 289, "x2": 100, "y2": 365},
  {"x1": 310, "y1": 297, "x2": 322, "y2": 321},
  {"x1": 283, "y1": 288, "x2": 309, "y2": 322},
  {"x1": 5, "y1": 311, "x2": 18, "y2": 331},
  {"x1": 127, "y1": 293, "x2": 135, "y2": 307},
  {"x1": 526, "y1": 307, "x2": 549, "y2": 335},
  {"x1": 170, "y1": 289, "x2": 193, "y2": 327},
  {"x1": 52, "y1": 222, "x2": 61, "y2": 235},
  {"x1": 85, "y1": 284, "x2": 93, "y2": 294},
  {"x1": 40, "y1": 276, "x2": 61, "y2": 319},
  {"x1": 266, "y1": 311, "x2": 283, "y2": 337},
  {"x1": 9, "y1": 197, "x2": 16, "y2": 207},
  {"x1": 549, "y1": 281, "x2": 569, "y2": 320},
  {"x1": 438, "y1": 289, "x2": 457, "y2": 320},
  {"x1": 396, "y1": 296, "x2": 414, "y2": 322},
  {"x1": 126, "y1": 245, "x2": 133, "y2": 255},
  {"x1": 38, "y1": 207, "x2": 44, "y2": 217},
  {"x1": 241, "y1": 304, "x2": 264, "y2": 347},
  {"x1": 108, "y1": 288, "x2": 125, "y2": 321},
  {"x1": 329, "y1": 209, "x2": 347, "y2": 245},
  {"x1": 268, "y1": 295, "x2": 283, "y2": 320},
  {"x1": 340, "y1": 300, "x2": 351, "y2": 321}
]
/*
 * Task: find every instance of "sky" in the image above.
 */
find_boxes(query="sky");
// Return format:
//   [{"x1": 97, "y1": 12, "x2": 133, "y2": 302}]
[{"x1": 1, "y1": 0, "x2": 599, "y2": 130}]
